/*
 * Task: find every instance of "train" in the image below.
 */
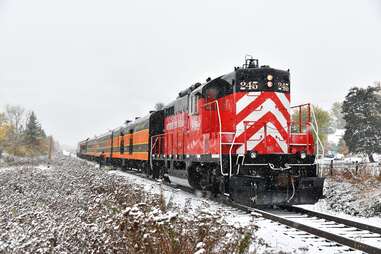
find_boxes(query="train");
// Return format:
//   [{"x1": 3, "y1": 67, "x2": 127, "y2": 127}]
[{"x1": 77, "y1": 57, "x2": 325, "y2": 207}]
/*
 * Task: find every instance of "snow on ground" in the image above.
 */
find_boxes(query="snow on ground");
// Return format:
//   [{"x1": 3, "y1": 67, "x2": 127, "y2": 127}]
[
  {"x1": 0, "y1": 154, "x2": 377, "y2": 253},
  {"x1": 109, "y1": 170, "x2": 363, "y2": 254},
  {"x1": 0, "y1": 155, "x2": 289, "y2": 253},
  {"x1": 109, "y1": 170, "x2": 320, "y2": 253},
  {"x1": 298, "y1": 176, "x2": 381, "y2": 226},
  {"x1": 299, "y1": 200, "x2": 381, "y2": 228}
]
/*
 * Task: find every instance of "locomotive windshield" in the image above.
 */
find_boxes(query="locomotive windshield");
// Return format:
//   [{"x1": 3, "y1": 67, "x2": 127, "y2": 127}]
[{"x1": 236, "y1": 68, "x2": 290, "y2": 93}]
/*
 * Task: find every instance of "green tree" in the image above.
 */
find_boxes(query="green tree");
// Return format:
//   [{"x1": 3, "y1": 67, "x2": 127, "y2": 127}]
[
  {"x1": 23, "y1": 111, "x2": 48, "y2": 156},
  {"x1": 0, "y1": 106, "x2": 49, "y2": 156},
  {"x1": 24, "y1": 112, "x2": 43, "y2": 147},
  {"x1": 330, "y1": 102, "x2": 346, "y2": 130},
  {"x1": 342, "y1": 85, "x2": 381, "y2": 162}
]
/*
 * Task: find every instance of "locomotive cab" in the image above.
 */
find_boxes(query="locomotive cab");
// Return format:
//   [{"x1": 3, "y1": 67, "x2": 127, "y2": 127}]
[
  {"x1": 222, "y1": 57, "x2": 324, "y2": 206},
  {"x1": 193, "y1": 57, "x2": 324, "y2": 206}
]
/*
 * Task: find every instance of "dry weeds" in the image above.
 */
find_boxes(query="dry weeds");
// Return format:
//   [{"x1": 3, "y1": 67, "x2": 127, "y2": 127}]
[{"x1": 0, "y1": 156, "x2": 257, "y2": 253}]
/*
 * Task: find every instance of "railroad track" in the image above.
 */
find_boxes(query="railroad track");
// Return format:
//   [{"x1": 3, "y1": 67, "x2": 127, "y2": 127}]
[
  {"x1": 113, "y1": 167, "x2": 381, "y2": 253},
  {"x1": 234, "y1": 204, "x2": 381, "y2": 254}
]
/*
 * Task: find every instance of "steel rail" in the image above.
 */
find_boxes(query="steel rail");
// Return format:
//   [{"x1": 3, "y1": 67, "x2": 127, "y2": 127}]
[
  {"x1": 224, "y1": 201, "x2": 381, "y2": 254},
  {"x1": 254, "y1": 207, "x2": 381, "y2": 254},
  {"x1": 288, "y1": 206, "x2": 381, "y2": 235}
]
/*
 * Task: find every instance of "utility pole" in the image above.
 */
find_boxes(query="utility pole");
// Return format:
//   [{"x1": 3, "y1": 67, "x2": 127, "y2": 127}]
[{"x1": 48, "y1": 136, "x2": 53, "y2": 161}]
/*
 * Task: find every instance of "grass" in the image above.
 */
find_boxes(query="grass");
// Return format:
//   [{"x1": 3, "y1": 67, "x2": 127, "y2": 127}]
[
  {"x1": 115, "y1": 189, "x2": 257, "y2": 254},
  {"x1": 237, "y1": 232, "x2": 253, "y2": 254}
]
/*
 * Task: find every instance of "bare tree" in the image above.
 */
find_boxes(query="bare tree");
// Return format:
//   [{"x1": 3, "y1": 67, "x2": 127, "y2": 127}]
[
  {"x1": 375, "y1": 81, "x2": 381, "y2": 90},
  {"x1": 0, "y1": 112, "x2": 6, "y2": 127},
  {"x1": 4, "y1": 105, "x2": 26, "y2": 154},
  {"x1": 154, "y1": 102, "x2": 165, "y2": 111},
  {"x1": 5, "y1": 105, "x2": 25, "y2": 134}
]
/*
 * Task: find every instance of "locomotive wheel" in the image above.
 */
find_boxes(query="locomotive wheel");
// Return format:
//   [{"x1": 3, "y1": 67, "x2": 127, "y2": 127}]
[
  {"x1": 152, "y1": 166, "x2": 160, "y2": 179},
  {"x1": 187, "y1": 163, "x2": 221, "y2": 193},
  {"x1": 187, "y1": 164, "x2": 202, "y2": 189}
]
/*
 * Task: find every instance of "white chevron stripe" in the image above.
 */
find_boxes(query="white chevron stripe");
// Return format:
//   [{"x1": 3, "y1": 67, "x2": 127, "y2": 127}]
[
  {"x1": 264, "y1": 122, "x2": 288, "y2": 153},
  {"x1": 236, "y1": 145, "x2": 245, "y2": 154},
  {"x1": 236, "y1": 92, "x2": 261, "y2": 114},
  {"x1": 236, "y1": 127, "x2": 264, "y2": 154},
  {"x1": 235, "y1": 92, "x2": 290, "y2": 154},
  {"x1": 276, "y1": 92, "x2": 291, "y2": 116},
  {"x1": 236, "y1": 123, "x2": 288, "y2": 154},
  {"x1": 236, "y1": 99, "x2": 287, "y2": 134}
]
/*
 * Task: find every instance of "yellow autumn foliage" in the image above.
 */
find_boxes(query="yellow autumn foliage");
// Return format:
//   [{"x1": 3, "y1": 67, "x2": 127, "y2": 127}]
[{"x1": 0, "y1": 124, "x2": 11, "y2": 144}]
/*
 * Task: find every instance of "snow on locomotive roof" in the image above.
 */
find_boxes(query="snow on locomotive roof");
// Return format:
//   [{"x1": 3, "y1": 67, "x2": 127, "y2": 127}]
[
  {"x1": 111, "y1": 114, "x2": 150, "y2": 134},
  {"x1": 163, "y1": 74, "x2": 231, "y2": 111},
  {"x1": 79, "y1": 114, "x2": 152, "y2": 144}
]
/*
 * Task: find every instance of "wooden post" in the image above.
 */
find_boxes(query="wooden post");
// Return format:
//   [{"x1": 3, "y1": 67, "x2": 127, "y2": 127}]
[
  {"x1": 48, "y1": 136, "x2": 53, "y2": 161},
  {"x1": 330, "y1": 159, "x2": 333, "y2": 176}
]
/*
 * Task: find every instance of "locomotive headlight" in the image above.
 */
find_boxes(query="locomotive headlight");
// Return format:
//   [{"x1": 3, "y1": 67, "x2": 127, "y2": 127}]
[
  {"x1": 250, "y1": 151, "x2": 257, "y2": 159},
  {"x1": 300, "y1": 151, "x2": 307, "y2": 159},
  {"x1": 267, "y1": 81, "x2": 273, "y2": 87},
  {"x1": 267, "y1": 74, "x2": 273, "y2": 81}
]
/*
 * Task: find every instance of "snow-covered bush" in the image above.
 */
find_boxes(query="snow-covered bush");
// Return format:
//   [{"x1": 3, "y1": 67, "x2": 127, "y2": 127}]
[{"x1": 0, "y1": 155, "x2": 256, "y2": 253}]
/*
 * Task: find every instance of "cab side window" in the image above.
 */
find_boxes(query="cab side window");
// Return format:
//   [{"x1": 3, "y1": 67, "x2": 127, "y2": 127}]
[
  {"x1": 189, "y1": 93, "x2": 200, "y2": 115},
  {"x1": 205, "y1": 86, "x2": 220, "y2": 99},
  {"x1": 202, "y1": 78, "x2": 232, "y2": 100}
]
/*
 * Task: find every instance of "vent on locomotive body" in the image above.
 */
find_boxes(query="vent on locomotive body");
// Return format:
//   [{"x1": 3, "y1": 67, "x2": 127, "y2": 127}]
[{"x1": 234, "y1": 57, "x2": 291, "y2": 157}]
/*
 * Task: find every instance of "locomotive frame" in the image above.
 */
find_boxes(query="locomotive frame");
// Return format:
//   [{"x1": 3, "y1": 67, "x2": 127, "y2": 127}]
[{"x1": 78, "y1": 57, "x2": 325, "y2": 207}]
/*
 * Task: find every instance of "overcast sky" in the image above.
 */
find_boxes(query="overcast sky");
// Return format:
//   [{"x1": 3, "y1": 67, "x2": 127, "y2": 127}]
[{"x1": 0, "y1": 0, "x2": 380, "y2": 147}]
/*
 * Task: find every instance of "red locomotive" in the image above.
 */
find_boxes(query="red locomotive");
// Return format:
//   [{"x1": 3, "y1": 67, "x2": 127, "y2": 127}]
[{"x1": 78, "y1": 57, "x2": 325, "y2": 207}]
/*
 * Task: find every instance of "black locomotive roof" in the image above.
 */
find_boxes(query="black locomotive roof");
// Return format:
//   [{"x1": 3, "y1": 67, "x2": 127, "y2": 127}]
[
  {"x1": 175, "y1": 65, "x2": 289, "y2": 99},
  {"x1": 162, "y1": 64, "x2": 289, "y2": 115},
  {"x1": 113, "y1": 114, "x2": 150, "y2": 135},
  {"x1": 236, "y1": 66, "x2": 289, "y2": 77}
]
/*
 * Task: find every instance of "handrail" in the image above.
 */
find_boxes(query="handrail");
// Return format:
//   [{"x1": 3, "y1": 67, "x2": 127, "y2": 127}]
[
  {"x1": 229, "y1": 132, "x2": 238, "y2": 177},
  {"x1": 310, "y1": 123, "x2": 325, "y2": 161},
  {"x1": 310, "y1": 106, "x2": 325, "y2": 160},
  {"x1": 290, "y1": 103, "x2": 311, "y2": 108},
  {"x1": 152, "y1": 133, "x2": 167, "y2": 138},
  {"x1": 202, "y1": 100, "x2": 227, "y2": 176},
  {"x1": 290, "y1": 103, "x2": 324, "y2": 166},
  {"x1": 150, "y1": 136, "x2": 159, "y2": 170}
]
